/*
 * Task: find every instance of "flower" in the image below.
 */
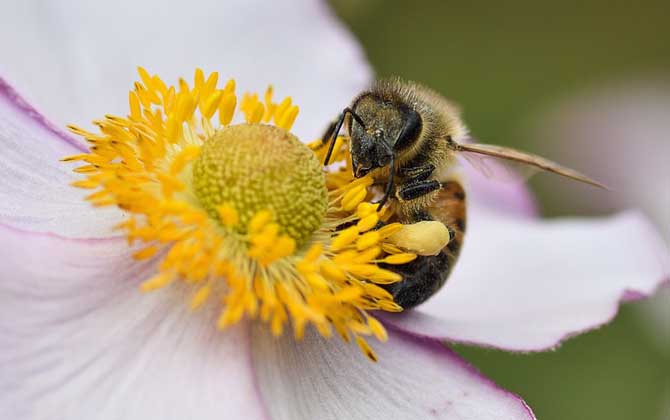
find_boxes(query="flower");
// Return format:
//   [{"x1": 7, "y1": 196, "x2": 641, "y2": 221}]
[
  {"x1": 63, "y1": 67, "x2": 415, "y2": 359},
  {"x1": 0, "y1": 1, "x2": 668, "y2": 419}
]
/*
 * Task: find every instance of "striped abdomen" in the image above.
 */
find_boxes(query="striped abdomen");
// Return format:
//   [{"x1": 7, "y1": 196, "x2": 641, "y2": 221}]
[{"x1": 382, "y1": 180, "x2": 466, "y2": 309}]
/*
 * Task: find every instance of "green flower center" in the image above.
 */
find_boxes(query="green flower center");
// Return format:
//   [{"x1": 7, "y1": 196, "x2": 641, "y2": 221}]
[{"x1": 192, "y1": 124, "x2": 327, "y2": 245}]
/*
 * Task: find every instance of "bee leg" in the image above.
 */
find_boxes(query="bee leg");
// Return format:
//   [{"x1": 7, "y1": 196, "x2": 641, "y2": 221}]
[
  {"x1": 397, "y1": 180, "x2": 441, "y2": 201},
  {"x1": 381, "y1": 180, "x2": 467, "y2": 309},
  {"x1": 398, "y1": 163, "x2": 435, "y2": 182},
  {"x1": 319, "y1": 120, "x2": 337, "y2": 147},
  {"x1": 324, "y1": 108, "x2": 366, "y2": 165}
]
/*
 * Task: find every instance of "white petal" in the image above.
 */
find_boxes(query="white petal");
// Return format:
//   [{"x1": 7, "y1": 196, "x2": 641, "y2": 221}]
[
  {"x1": 0, "y1": 224, "x2": 266, "y2": 420},
  {"x1": 0, "y1": 79, "x2": 124, "y2": 237},
  {"x1": 0, "y1": 0, "x2": 370, "y2": 238},
  {"x1": 0, "y1": 0, "x2": 371, "y2": 140},
  {"x1": 381, "y1": 209, "x2": 670, "y2": 351},
  {"x1": 252, "y1": 326, "x2": 535, "y2": 420}
]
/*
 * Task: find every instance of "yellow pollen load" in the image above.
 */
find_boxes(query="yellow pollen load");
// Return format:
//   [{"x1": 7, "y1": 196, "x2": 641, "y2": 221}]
[{"x1": 64, "y1": 68, "x2": 417, "y2": 361}]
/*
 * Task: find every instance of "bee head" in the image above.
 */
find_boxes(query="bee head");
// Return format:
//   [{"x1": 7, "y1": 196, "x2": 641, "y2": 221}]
[
  {"x1": 348, "y1": 93, "x2": 422, "y2": 178},
  {"x1": 350, "y1": 128, "x2": 393, "y2": 178}
]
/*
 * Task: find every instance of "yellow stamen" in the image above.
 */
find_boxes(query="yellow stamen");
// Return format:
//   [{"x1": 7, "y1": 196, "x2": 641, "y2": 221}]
[
  {"x1": 219, "y1": 93, "x2": 237, "y2": 126},
  {"x1": 356, "y1": 231, "x2": 380, "y2": 251},
  {"x1": 217, "y1": 204, "x2": 239, "y2": 227},
  {"x1": 381, "y1": 253, "x2": 418, "y2": 264},
  {"x1": 249, "y1": 210, "x2": 273, "y2": 234},
  {"x1": 65, "y1": 68, "x2": 417, "y2": 361},
  {"x1": 140, "y1": 272, "x2": 174, "y2": 292},
  {"x1": 355, "y1": 336, "x2": 378, "y2": 362},
  {"x1": 341, "y1": 185, "x2": 368, "y2": 211},
  {"x1": 356, "y1": 202, "x2": 377, "y2": 218},
  {"x1": 357, "y1": 213, "x2": 379, "y2": 232},
  {"x1": 331, "y1": 226, "x2": 359, "y2": 251},
  {"x1": 190, "y1": 284, "x2": 212, "y2": 310},
  {"x1": 367, "y1": 317, "x2": 388, "y2": 342},
  {"x1": 133, "y1": 246, "x2": 158, "y2": 260}
]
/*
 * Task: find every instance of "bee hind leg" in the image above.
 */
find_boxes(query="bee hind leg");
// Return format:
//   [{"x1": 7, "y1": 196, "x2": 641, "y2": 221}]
[{"x1": 381, "y1": 180, "x2": 467, "y2": 309}]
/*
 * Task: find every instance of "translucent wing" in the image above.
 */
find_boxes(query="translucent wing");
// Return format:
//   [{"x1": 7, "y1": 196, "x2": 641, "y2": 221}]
[
  {"x1": 454, "y1": 141, "x2": 608, "y2": 189},
  {"x1": 458, "y1": 149, "x2": 540, "y2": 183}
]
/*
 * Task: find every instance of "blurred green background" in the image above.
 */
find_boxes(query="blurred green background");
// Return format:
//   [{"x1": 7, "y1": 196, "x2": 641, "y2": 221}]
[{"x1": 330, "y1": 1, "x2": 670, "y2": 419}]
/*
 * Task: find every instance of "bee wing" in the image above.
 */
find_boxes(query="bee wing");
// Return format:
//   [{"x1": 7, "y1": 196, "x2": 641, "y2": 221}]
[
  {"x1": 454, "y1": 142, "x2": 608, "y2": 189},
  {"x1": 458, "y1": 149, "x2": 540, "y2": 183}
]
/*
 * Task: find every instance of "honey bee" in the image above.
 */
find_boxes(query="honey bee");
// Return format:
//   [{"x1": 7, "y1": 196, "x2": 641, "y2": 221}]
[{"x1": 321, "y1": 78, "x2": 604, "y2": 309}]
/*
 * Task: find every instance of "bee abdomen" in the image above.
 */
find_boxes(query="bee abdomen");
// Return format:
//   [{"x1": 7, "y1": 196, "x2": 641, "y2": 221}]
[
  {"x1": 382, "y1": 180, "x2": 466, "y2": 309},
  {"x1": 381, "y1": 251, "x2": 451, "y2": 309},
  {"x1": 439, "y1": 180, "x2": 466, "y2": 265}
]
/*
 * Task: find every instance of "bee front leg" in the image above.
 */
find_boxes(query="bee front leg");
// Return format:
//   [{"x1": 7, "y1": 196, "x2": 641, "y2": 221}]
[
  {"x1": 319, "y1": 120, "x2": 337, "y2": 146},
  {"x1": 398, "y1": 163, "x2": 435, "y2": 182},
  {"x1": 396, "y1": 163, "x2": 439, "y2": 201},
  {"x1": 397, "y1": 179, "x2": 441, "y2": 201}
]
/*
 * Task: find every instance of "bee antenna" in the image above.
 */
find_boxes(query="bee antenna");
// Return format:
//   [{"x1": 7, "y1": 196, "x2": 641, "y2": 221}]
[
  {"x1": 324, "y1": 107, "x2": 365, "y2": 166},
  {"x1": 376, "y1": 149, "x2": 395, "y2": 211}
]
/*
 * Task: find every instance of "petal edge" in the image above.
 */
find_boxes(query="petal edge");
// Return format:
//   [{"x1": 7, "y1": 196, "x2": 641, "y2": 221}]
[
  {"x1": 381, "y1": 210, "x2": 670, "y2": 352},
  {"x1": 252, "y1": 323, "x2": 536, "y2": 420}
]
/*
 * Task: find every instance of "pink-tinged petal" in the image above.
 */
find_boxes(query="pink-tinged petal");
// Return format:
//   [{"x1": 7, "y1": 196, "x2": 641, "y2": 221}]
[
  {"x1": 0, "y1": 79, "x2": 124, "y2": 237},
  {"x1": 0, "y1": 223, "x2": 267, "y2": 420},
  {"x1": 0, "y1": 78, "x2": 85, "y2": 152},
  {"x1": 381, "y1": 209, "x2": 670, "y2": 352},
  {"x1": 460, "y1": 161, "x2": 538, "y2": 218},
  {"x1": 0, "y1": 0, "x2": 371, "y2": 141},
  {"x1": 251, "y1": 326, "x2": 535, "y2": 420}
]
